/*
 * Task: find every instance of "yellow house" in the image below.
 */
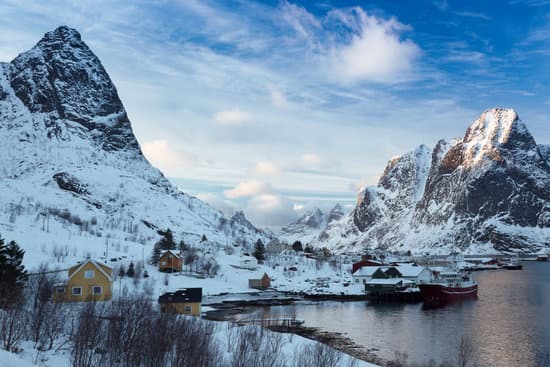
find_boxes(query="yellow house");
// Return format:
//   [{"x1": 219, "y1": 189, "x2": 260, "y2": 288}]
[
  {"x1": 53, "y1": 260, "x2": 113, "y2": 302},
  {"x1": 158, "y1": 288, "x2": 202, "y2": 316}
]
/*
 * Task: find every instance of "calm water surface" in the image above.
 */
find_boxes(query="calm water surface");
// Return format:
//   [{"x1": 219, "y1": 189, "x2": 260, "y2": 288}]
[{"x1": 243, "y1": 262, "x2": 550, "y2": 366}]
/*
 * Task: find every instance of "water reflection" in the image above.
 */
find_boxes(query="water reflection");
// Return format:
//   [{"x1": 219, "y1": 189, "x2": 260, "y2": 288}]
[{"x1": 243, "y1": 262, "x2": 550, "y2": 366}]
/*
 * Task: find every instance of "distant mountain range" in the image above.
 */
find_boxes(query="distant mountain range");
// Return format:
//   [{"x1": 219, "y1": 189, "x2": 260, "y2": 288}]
[
  {"x1": 312, "y1": 108, "x2": 550, "y2": 254},
  {"x1": 0, "y1": 26, "x2": 271, "y2": 252},
  {"x1": 278, "y1": 204, "x2": 345, "y2": 245}
]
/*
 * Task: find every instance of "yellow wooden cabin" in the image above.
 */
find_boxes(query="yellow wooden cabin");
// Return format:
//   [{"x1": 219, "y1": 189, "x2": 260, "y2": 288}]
[
  {"x1": 53, "y1": 260, "x2": 113, "y2": 302},
  {"x1": 158, "y1": 288, "x2": 202, "y2": 316}
]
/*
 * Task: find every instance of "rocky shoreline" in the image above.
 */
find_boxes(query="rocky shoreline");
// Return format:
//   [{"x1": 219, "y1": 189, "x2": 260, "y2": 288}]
[
  {"x1": 269, "y1": 324, "x2": 387, "y2": 366},
  {"x1": 202, "y1": 295, "x2": 388, "y2": 366}
]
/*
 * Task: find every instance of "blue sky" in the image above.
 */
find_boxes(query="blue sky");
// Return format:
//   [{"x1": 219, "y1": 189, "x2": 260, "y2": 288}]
[{"x1": 1, "y1": 0, "x2": 550, "y2": 227}]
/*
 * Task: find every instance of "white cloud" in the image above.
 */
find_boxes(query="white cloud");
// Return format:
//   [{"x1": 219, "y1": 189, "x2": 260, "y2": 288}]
[
  {"x1": 326, "y1": 8, "x2": 420, "y2": 84},
  {"x1": 141, "y1": 139, "x2": 197, "y2": 173},
  {"x1": 279, "y1": 1, "x2": 321, "y2": 44},
  {"x1": 268, "y1": 85, "x2": 290, "y2": 109},
  {"x1": 246, "y1": 193, "x2": 296, "y2": 226},
  {"x1": 196, "y1": 192, "x2": 237, "y2": 217},
  {"x1": 224, "y1": 180, "x2": 272, "y2": 199},
  {"x1": 213, "y1": 108, "x2": 251, "y2": 125},
  {"x1": 255, "y1": 161, "x2": 281, "y2": 177},
  {"x1": 301, "y1": 153, "x2": 322, "y2": 166}
]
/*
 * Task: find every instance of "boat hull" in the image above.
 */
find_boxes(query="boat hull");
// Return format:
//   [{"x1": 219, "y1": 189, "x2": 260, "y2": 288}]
[
  {"x1": 419, "y1": 283, "x2": 478, "y2": 305},
  {"x1": 502, "y1": 264, "x2": 523, "y2": 270}
]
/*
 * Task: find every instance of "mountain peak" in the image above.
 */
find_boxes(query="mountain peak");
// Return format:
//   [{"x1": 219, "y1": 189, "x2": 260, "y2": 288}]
[
  {"x1": 8, "y1": 26, "x2": 140, "y2": 152},
  {"x1": 460, "y1": 107, "x2": 539, "y2": 167},
  {"x1": 38, "y1": 26, "x2": 82, "y2": 47},
  {"x1": 464, "y1": 107, "x2": 521, "y2": 145}
]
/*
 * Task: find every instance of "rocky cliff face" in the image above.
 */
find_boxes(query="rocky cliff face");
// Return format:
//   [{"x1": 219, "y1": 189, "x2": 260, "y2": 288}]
[
  {"x1": 9, "y1": 26, "x2": 139, "y2": 151},
  {"x1": 0, "y1": 26, "x2": 269, "y2": 254},
  {"x1": 316, "y1": 108, "x2": 550, "y2": 254}
]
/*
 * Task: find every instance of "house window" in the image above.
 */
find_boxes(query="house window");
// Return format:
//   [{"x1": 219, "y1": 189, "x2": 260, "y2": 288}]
[
  {"x1": 84, "y1": 270, "x2": 95, "y2": 279},
  {"x1": 72, "y1": 287, "x2": 82, "y2": 296},
  {"x1": 56, "y1": 287, "x2": 66, "y2": 293},
  {"x1": 185, "y1": 306, "x2": 192, "y2": 314},
  {"x1": 161, "y1": 261, "x2": 167, "y2": 266},
  {"x1": 92, "y1": 286, "x2": 102, "y2": 295}
]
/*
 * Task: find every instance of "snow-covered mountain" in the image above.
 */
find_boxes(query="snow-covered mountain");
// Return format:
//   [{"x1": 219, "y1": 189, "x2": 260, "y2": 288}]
[
  {"x1": 0, "y1": 26, "x2": 270, "y2": 261},
  {"x1": 278, "y1": 204, "x2": 345, "y2": 245},
  {"x1": 316, "y1": 108, "x2": 550, "y2": 254}
]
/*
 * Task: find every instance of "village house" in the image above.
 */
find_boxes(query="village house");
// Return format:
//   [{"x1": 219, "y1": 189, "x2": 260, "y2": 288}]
[
  {"x1": 352, "y1": 257, "x2": 384, "y2": 274},
  {"x1": 352, "y1": 265, "x2": 381, "y2": 284},
  {"x1": 394, "y1": 263, "x2": 431, "y2": 285},
  {"x1": 53, "y1": 260, "x2": 113, "y2": 302},
  {"x1": 248, "y1": 272, "x2": 271, "y2": 290},
  {"x1": 158, "y1": 250, "x2": 183, "y2": 272},
  {"x1": 365, "y1": 278, "x2": 407, "y2": 295},
  {"x1": 265, "y1": 239, "x2": 289, "y2": 256},
  {"x1": 158, "y1": 288, "x2": 202, "y2": 316}
]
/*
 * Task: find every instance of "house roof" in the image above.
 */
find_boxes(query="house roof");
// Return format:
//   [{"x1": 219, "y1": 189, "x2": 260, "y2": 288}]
[
  {"x1": 158, "y1": 288, "x2": 202, "y2": 303},
  {"x1": 160, "y1": 250, "x2": 182, "y2": 259},
  {"x1": 69, "y1": 260, "x2": 112, "y2": 282},
  {"x1": 353, "y1": 266, "x2": 381, "y2": 277},
  {"x1": 367, "y1": 278, "x2": 404, "y2": 285},
  {"x1": 395, "y1": 264, "x2": 426, "y2": 277}
]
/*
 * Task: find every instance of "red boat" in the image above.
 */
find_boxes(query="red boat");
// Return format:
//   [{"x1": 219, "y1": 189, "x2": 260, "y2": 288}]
[{"x1": 418, "y1": 269, "x2": 477, "y2": 305}]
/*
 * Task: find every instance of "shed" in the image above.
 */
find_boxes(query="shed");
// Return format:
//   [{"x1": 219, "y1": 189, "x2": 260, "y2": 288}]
[{"x1": 248, "y1": 273, "x2": 271, "y2": 290}]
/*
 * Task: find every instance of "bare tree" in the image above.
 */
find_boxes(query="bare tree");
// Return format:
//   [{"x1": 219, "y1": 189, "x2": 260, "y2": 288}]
[
  {"x1": 71, "y1": 302, "x2": 105, "y2": 367},
  {"x1": 0, "y1": 305, "x2": 26, "y2": 352}
]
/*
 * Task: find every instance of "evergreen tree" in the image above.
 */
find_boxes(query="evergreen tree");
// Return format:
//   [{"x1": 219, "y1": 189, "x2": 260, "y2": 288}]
[
  {"x1": 127, "y1": 262, "x2": 135, "y2": 277},
  {"x1": 201, "y1": 234, "x2": 208, "y2": 242},
  {"x1": 150, "y1": 229, "x2": 177, "y2": 265},
  {"x1": 118, "y1": 265, "x2": 126, "y2": 278},
  {"x1": 292, "y1": 241, "x2": 303, "y2": 252},
  {"x1": 0, "y1": 236, "x2": 28, "y2": 308},
  {"x1": 253, "y1": 239, "x2": 265, "y2": 263}
]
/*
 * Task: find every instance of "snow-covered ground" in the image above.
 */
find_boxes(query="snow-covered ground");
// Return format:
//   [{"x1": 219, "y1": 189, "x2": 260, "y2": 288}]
[{"x1": 2, "y1": 323, "x2": 379, "y2": 367}]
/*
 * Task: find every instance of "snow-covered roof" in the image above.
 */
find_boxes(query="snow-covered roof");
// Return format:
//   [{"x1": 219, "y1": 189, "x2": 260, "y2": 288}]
[
  {"x1": 160, "y1": 250, "x2": 182, "y2": 259},
  {"x1": 395, "y1": 263, "x2": 426, "y2": 277},
  {"x1": 69, "y1": 259, "x2": 112, "y2": 282},
  {"x1": 353, "y1": 266, "x2": 381, "y2": 277},
  {"x1": 366, "y1": 278, "x2": 403, "y2": 285}
]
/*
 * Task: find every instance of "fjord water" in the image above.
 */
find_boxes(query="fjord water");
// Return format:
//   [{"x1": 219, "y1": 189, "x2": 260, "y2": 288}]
[{"x1": 255, "y1": 262, "x2": 550, "y2": 366}]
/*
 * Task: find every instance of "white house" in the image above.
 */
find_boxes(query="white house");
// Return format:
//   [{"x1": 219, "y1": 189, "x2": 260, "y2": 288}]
[
  {"x1": 352, "y1": 266, "x2": 380, "y2": 284},
  {"x1": 394, "y1": 263, "x2": 431, "y2": 284}
]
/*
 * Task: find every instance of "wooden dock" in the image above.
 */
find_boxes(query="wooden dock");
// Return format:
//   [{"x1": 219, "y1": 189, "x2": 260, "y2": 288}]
[{"x1": 237, "y1": 317, "x2": 304, "y2": 328}]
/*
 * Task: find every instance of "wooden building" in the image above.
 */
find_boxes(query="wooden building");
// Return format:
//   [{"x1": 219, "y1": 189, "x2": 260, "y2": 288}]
[
  {"x1": 248, "y1": 273, "x2": 271, "y2": 290},
  {"x1": 53, "y1": 260, "x2": 113, "y2": 302},
  {"x1": 365, "y1": 278, "x2": 405, "y2": 295},
  {"x1": 158, "y1": 288, "x2": 202, "y2": 316},
  {"x1": 159, "y1": 250, "x2": 183, "y2": 272}
]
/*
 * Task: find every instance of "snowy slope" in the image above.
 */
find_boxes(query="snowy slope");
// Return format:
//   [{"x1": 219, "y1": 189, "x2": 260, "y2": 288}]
[
  {"x1": 0, "y1": 26, "x2": 271, "y2": 266},
  {"x1": 316, "y1": 108, "x2": 550, "y2": 254}
]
